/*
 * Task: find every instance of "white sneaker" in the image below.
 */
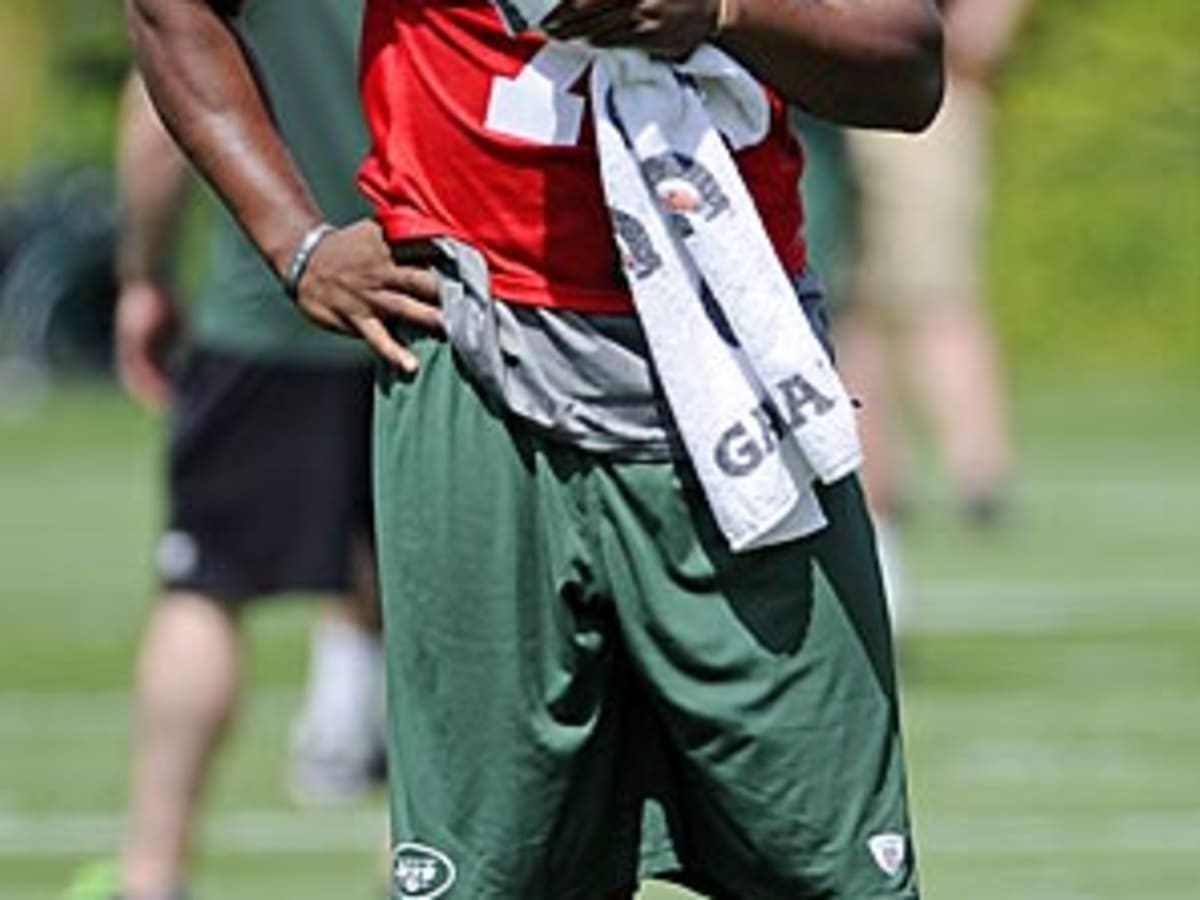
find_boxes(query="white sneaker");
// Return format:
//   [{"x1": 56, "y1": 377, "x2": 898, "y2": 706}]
[
  {"x1": 286, "y1": 713, "x2": 381, "y2": 807},
  {"x1": 285, "y1": 616, "x2": 385, "y2": 806}
]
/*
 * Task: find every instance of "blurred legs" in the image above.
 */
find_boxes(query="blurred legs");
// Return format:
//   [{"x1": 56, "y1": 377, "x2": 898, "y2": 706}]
[
  {"x1": 909, "y1": 300, "x2": 1012, "y2": 519},
  {"x1": 119, "y1": 593, "x2": 240, "y2": 899}
]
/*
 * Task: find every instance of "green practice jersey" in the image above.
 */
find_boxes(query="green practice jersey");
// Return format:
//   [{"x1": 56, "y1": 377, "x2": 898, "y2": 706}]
[{"x1": 191, "y1": 0, "x2": 369, "y2": 362}]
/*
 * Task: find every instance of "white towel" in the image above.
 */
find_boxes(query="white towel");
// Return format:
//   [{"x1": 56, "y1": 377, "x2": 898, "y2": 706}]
[
  {"x1": 485, "y1": 17, "x2": 862, "y2": 550},
  {"x1": 591, "y1": 47, "x2": 862, "y2": 550}
]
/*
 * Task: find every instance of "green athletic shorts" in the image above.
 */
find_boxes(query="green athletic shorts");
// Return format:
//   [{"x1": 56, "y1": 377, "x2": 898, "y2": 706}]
[{"x1": 374, "y1": 337, "x2": 919, "y2": 900}]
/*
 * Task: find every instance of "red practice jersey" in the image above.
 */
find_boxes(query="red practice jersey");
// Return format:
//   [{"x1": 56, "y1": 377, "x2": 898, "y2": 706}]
[{"x1": 358, "y1": 0, "x2": 808, "y2": 314}]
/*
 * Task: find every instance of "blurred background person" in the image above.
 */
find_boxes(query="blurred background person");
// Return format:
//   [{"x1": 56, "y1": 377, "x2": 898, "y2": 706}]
[
  {"x1": 789, "y1": 111, "x2": 859, "y2": 323},
  {"x1": 841, "y1": 0, "x2": 1037, "y2": 631},
  {"x1": 64, "y1": 2, "x2": 383, "y2": 898}
]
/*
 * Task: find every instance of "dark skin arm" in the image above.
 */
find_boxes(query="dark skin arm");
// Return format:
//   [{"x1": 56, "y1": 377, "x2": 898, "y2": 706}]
[
  {"x1": 128, "y1": 0, "x2": 941, "y2": 371},
  {"x1": 126, "y1": 0, "x2": 440, "y2": 371},
  {"x1": 545, "y1": 0, "x2": 945, "y2": 131}
]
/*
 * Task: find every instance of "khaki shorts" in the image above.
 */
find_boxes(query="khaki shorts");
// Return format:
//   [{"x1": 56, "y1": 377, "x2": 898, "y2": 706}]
[
  {"x1": 373, "y1": 335, "x2": 920, "y2": 900},
  {"x1": 849, "y1": 76, "x2": 990, "y2": 308}
]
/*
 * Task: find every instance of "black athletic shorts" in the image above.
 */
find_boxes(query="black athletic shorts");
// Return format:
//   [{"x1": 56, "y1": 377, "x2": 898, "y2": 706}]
[{"x1": 154, "y1": 345, "x2": 374, "y2": 603}]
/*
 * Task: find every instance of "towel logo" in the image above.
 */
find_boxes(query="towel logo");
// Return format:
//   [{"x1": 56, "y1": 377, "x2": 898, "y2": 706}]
[
  {"x1": 643, "y1": 152, "x2": 730, "y2": 237},
  {"x1": 393, "y1": 842, "x2": 456, "y2": 899},
  {"x1": 867, "y1": 832, "x2": 908, "y2": 878},
  {"x1": 611, "y1": 207, "x2": 663, "y2": 280},
  {"x1": 715, "y1": 373, "x2": 837, "y2": 477}
]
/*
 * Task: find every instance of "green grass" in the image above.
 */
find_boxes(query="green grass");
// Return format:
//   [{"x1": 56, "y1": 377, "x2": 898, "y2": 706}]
[
  {"x1": 1, "y1": 375, "x2": 1197, "y2": 899},
  {"x1": 0, "y1": 1, "x2": 1195, "y2": 896}
]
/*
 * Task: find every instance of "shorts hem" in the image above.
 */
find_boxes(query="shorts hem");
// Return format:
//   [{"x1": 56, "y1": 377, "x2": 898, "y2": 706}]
[
  {"x1": 160, "y1": 577, "x2": 356, "y2": 606},
  {"x1": 637, "y1": 853, "x2": 920, "y2": 900}
]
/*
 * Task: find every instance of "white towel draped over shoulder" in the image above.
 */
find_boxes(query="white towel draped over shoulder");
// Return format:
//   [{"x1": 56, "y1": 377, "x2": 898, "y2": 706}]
[{"x1": 486, "y1": 22, "x2": 864, "y2": 551}]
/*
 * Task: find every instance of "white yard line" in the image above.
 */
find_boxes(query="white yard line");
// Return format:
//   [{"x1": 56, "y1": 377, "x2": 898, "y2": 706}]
[
  {"x1": 0, "y1": 809, "x2": 384, "y2": 856},
  {"x1": 0, "y1": 809, "x2": 1197, "y2": 857},
  {"x1": 1, "y1": 581, "x2": 1190, "y2": 703},
  {"x1": 0, "y1": 688, "x2": 298, "y2": 738},
  {"x1": 0, "y1": 576, "x2": 1195, "y2": 743},
  {"x1": 914, "y1": 578, "x2": 1195, "y2": 633},
  {"x1": 922, "y1": 811, "x2": 1200, "y2": 855}
]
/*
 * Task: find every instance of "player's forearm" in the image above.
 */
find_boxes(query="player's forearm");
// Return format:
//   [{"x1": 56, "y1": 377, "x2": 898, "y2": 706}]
[
  {"x1": 116, "y1": 73, "x2": 194, "y2": 284},
  {"x1": 125, "y1": 0, "x2": 323, "y2": 281},
  {"x1": 719, "y1": 0, "x2": 944, "y2": 131}
]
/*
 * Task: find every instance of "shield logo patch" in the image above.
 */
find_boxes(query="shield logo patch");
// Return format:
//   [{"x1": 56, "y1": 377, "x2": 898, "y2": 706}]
[{"x1": 867, "y1": 832, "x2": 908, "y2": 877}]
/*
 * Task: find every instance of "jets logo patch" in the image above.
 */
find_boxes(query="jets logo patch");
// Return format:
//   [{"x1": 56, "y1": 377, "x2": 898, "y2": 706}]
[{"x1": 392, "y1": 842, "x2": 456, "y2": 899}]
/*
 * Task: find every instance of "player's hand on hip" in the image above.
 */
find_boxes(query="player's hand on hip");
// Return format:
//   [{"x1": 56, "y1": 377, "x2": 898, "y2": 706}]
[
  {"x1": 544, "y1": 0, "x2": 720, "y2": 60},
  {"x1": 115, "y1": 279, "x2": 182, "y2": 413},
  {"x1": 295, "y1": 219, "x2": 444, "y2": 373}
]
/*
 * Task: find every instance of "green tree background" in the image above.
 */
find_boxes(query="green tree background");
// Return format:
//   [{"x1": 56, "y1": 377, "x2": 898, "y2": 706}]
[
  {"x1": 991, "y1": 0, "x2": 1199, "y2": 377},
  {"x1": 0, "y1": 0, "x2": 126, "y2": 176}
]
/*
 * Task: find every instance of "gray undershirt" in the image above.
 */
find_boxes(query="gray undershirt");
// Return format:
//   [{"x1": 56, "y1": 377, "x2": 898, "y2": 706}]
[{"x1": 432, "y1": 238, "x2": 830, "y2": 462}]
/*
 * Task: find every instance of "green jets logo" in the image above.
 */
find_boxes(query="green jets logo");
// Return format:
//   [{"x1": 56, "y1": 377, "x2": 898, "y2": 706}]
[{"x1": 392, "y1": 842, "x2": 456, "y2": 899}]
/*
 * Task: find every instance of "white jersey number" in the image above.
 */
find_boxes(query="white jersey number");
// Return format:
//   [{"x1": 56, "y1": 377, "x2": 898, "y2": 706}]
[{"x1": 485, "y1": 44, "x2": 589, "y2": 146}]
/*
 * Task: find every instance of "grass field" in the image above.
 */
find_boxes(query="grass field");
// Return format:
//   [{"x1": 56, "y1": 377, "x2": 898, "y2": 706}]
[
  {"x1": 1, "y1": 373, "x2": 1197, "y2": 899},
  {"x1": 0, "y1": 0, "x2": 1195, "y2": 896}
]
